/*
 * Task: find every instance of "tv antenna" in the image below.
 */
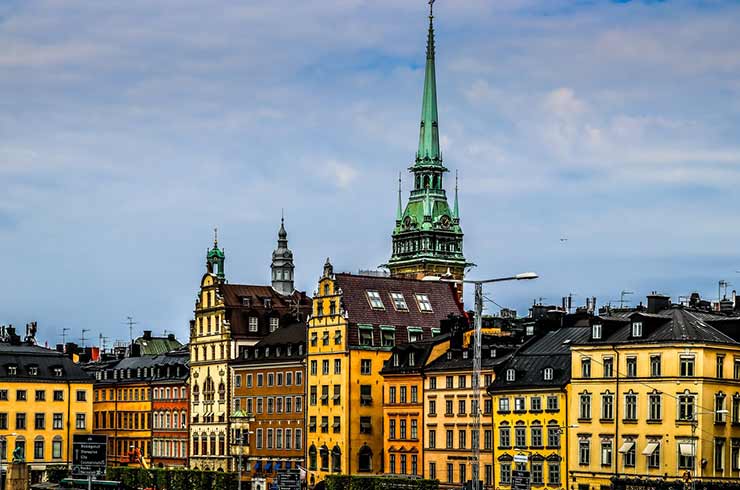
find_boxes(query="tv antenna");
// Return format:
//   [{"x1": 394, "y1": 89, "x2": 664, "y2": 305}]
[
  {"x1": 61, "y1": 327, "x2": 70, "y2": 346},
  {"x1": 80, "y1": 329, "x2": 90, "y2": 348},
  {"x1": 719, "y1": 280, "x2": 731, "y2": 301},
  {"x1": 619, "y1": 290, "x2": 634, "y2": 308},
  {"x1": 123, "y1": 316, "x2": 138, "y2": 343}
]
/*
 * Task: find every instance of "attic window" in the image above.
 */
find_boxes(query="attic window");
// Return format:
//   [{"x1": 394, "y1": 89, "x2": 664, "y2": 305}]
[
  {"x1": 408, "y1": 352, "x2": 416, "y2": 366},
  {"x1": 506, "y1": 369, "x2": 516, "y2": 382},
  {"x1": 53, "y1": 368, "x2": 63, "y2": 377},
  {"x1": 242, "y1": 297, "x2": 250, "y2": 306},
  {"x1": 592, "y1": 323, "x2": 602, "y2": 340},
  {"x1": 390, "y1": 293, "x2": 408, "y2": 311},
  {"x1": 7, "y1": 365, "x2": 17, "y2": 376},
  {"x1": 544, "y1": 368, "x2": 554, "y2": 381},
  {"x1": 447, "y1": 352, "x2": 453, "y2": 360},
  {"x1": 264, "y1": 298, "x2": 272, "y2": 309},
  {"x1": 631, "y1": 322, "x2": 643, "y2": 338},
  {"x1": 415, "y1": 294, "x2": 433, "y2": 313},
  {"x1": 28, "y1": 366, "x2": 38, "y2": 376},
  {"x1": 392, "y1": 354, "x2": 399, "y2": 367},
  {"x1": 463, "y1": 350, "x2": 469, "y2": 359},
  {"x1": 490, "y1": 349, "x2": 496, "y2": 358},
  {"x1": 366, "y1": 291, "x2": 385, "y2": 310}
]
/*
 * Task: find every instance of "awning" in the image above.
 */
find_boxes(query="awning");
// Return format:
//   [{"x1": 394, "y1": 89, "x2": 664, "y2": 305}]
[
  {"x1": 274, "y1": 462, "x2": 282, "y2": 471},
  {"x1": 285, "y1": 462, "x2": 292, "y2": 469},
  {"x1": 618, "y1": 442, "x2": 635, "y2": 454},
  {"x1": 380, "y1": 325, "x2": 396, "y2": 332},
  {"x1": 642, "y1": 442, "x2": 659, "y2": 456},
  {"x1": 407, "y1": 327, "x2": 423, "y2": 333},
  {"x1": 680, "y1": 443, "x2": 696, "y2": 457},
  {"x1": 264, "y1": 462, "x2": 272, "y2": 472},
  {"x1": 358, "y1": 324, "x2": 373, "y2": 330},
  {"x1": 253, "y1": 461, "x2": 261, "y2": 471}
]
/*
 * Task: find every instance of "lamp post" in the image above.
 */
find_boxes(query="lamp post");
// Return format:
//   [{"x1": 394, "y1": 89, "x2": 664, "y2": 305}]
[
  {"x1": 424, "y1": 272, "x2": 539, "y2": 490},
  {"x1": 230, "y1": 410, "x2": 255, "y2": 490}
]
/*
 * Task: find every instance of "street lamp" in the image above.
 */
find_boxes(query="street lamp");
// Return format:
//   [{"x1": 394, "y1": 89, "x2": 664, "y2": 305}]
[
  {"x1": 231, "y1": 410, "x2": 255, "y2": 490},
  {"x1": 424, "y1": 272, "x2": 539, "y2": 490}
]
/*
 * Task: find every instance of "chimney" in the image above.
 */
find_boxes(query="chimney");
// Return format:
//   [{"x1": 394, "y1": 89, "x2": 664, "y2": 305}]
[
  {"x1": 143, "y1": 330, "x2": 152, "y2": 340},
  {"x1": 167, "y1": 333, "x2": 176, "y2": 341},
  {"x1": 647, "y1": 293, "x2": 671, "y2": 314}
]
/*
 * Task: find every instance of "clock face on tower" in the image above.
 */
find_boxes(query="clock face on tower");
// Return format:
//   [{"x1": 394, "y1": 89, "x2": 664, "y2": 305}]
[
  {"x1": 440, "y1": 215, "x2": 451, "y2": 229},
  {"x1": 403, "y1": 216, "x2": 412, "y2": 228},
  {"x1": 283, "y1": 251, "x2": 291, "y2": 258}
]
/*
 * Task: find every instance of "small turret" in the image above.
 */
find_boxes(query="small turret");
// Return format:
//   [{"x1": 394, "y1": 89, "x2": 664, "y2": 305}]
[
  {"x1": 271, "y1": 213, "x2": 295, "y2": 296},
  {"x1": 206, "y1": 228, "x2": 226, "y2": 281}
]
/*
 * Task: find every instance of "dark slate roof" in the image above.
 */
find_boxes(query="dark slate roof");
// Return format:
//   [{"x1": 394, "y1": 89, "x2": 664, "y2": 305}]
[
  {"x1": 424, "y1": 343, "x2": 515, "y2": 373},
  {"x1": 380, "y1": 335, "x2": 449, "y2": 375},
  {"x1": 255, "y1": 322, "x2": 307, "y2": 347},
  {"x1": 0, "y1": 343, "x2": 93, "y2": 382},
  {"x1": 333, "y1": 273, "x2": 463, "y2": 347},
  {"x1": 578, "y1": 307, "x2": 740, "y2": 346},
  {"x1": 232, "y1": 322, "x2": 307, "y2": 366},
  {"x1": 220, "y1": 285, "x2": 311, "y2": 338},
  {"x1": 91, "y1": 350, "x2": 189, "y2": 385},
  {"x1": 489, "y1": 327, "x2": 592, "y2": 391}
]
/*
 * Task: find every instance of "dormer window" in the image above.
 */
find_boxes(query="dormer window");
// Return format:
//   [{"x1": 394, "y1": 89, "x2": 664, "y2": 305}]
[
  {"x1": 447, "y1": 352, "x2": 453, "y2": 360},
  {"x1": 393, "y1": 354, "x2": 399, "y2": 367},
  {"x1": 408, "y1": 352, "x2": 416, "y2": 366},
  {"x1": 242, "y1": 297, "x2": 250, "y2": 307},
  {"x1": 544, "y1": 368, "x2": 554, "y2": 381},
  {"x1": 463, "y1": 350, "x2": 469, "y2": 359},
  {"x1": 390, "y1": 293, "x2": 408, "y2": 311},
  {"x1": 592, "y1": 323, "x2": 602, "y2": 340},
  {"x1": 490, "y1": 349, "x2": 497, "y2": 358},
  {"x1": 631, "y1": 321, "x2": 643, "y2": 338},
  {"x1": 415, "y1": 294, "x2": 433, "y2": 313},
  {"x1": 8, "y1": 365, "x2": 17, "y2": 376},
  {"x1": 28, "y1": 366, "x2": 38, "y2": 376},
  {"x1": 264, "y1": 298, "x2": 272, "y2": 309},
  {"x1": 249, "y1": 317, "x2": 259, "y2": 333},
  {"x1": 269, "y1": 317, "x2": 279, "y2": 332},
  {"x1": 366, "y1": 291, "x2": 385, "y2": 310},
  {"x1": 506, "y1": 369, "x2": 516, "y2": 382},
  {"x1": 53, "y1": 368, "x2": 63, "y2": 377}
]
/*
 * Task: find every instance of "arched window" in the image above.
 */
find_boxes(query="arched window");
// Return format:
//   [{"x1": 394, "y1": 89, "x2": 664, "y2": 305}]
[
  {"x1": 209, "y1": 433, "x2": 217, "y2": 455},
  {"x1": 320, "y1": 445, "x2": 329, "y2": 471},
  {"x1": 181, "y1": 411, "x2": 187, "y2": 428},
  {"x1": 358, "y1": 445, "x2": 372, "y2": 472},
  {"x1": 204, "y1": 377, "x2": 215, "y2": 401},
  {"x1": 218, "y1": 382, "x2": 226, "y2": 400},
  {"x1": 165, "y1": 412, "x2": 171, "y2": 429},
  {"x1": 308, "y1": 445, "x2": 317, "y2": 471},
  {"x1": 201, "y1": 435, "x2": 207, "y2": 456},
  {"x1": 173, "y1": 411, "x2": 179, "y2": 428},
  {"x1": 192, "y1": 385, "x2": 200, "y2": 403},
  {"x1": 423, "y1": 175, "x2": 430, "y2": 188},
  {"x1": 332, "y1": 445, "x2": 342, "y2": 473},
  {"x1": 218, "y1": 433, "x2": 225, "y2": 456}
]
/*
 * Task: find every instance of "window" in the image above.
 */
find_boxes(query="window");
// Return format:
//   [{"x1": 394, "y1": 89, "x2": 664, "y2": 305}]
[
  {"x1": 332, "y1": 416, "x2": 341, "y2": 434},
  {"x1": 531, "y1": 424, "x2": 542, "y2": 447},
  {"x1": 361, "y1": 359, "x2": 371, "y2": 375},
  {"x1": 34, "y1": 438, "x2": 44, "y2": 460},
  {"x1": 733, "y1": 394, "x2": 740, "y2": 424},
  {"x1": 579, "y1": 438, "x2": 591, "y2": 465},
  {"x1": 592, "y1": 323, "x2": 602, "y2": 339},
  {"x1": 309, "y1": 386, "x2": 317, "y2": 406},
  {"x1": 547, "y1": 395, "x2": 559, "y2": 411},
  {"x1": 715, "y1": 438, "x2": 725, "y2": 472},
  {"x1": 35, "y1": 390, "x2": 45, "y2": 401},
  {"x1": 360, "y1": 385, "x2": 372, "y2": 406},
  {"x1": 429, "y1": 377, "x2": 437, "y2": 389},
  {"x1": 547, "y1": 425, "x2": 560, "y2": 448},
  {"x1": 678, "y1": 391, "x2": 695, "y2": 421},
  {"x1": 621, "y1": 439, "x2": 636, "y2": 467},
  {"x1": 321, "y1": 386, "x2": 329, "y2": 406},
  {"x1": 17, "y1": 390, "x2": 26, "y2": 401},
  {"x1": 499, "y1": 425, "x2": 511, "y2": 448},
  {"x1": 499, "y1": 397, "x2": 510, "y2": 412},
  {"x1": 514, "y1": 397, "x2": 525, "y2": 412},
  {"x1": 603, "y1": 357, "x2": 614, "y2": 377},
  {"x1": 390, "y1": 292, "x2": 408, "y2": 311},
  {"x1": 333, "y1": 385, "x2": 341, "y2": 405},
  {"x1": 309, "y1": 416, "x2": 316, "y2": 432},
  {"x1": 544, "y1": 368, "x2": 553, "y2": 381},
  {"x1": 581, "y1": 358, "x2": 591, "y2": 378},
  {"x1": 735, "y1": 358, "x2": 740, "y2": 379},
  {"x1": 429, "y1": 462, "x2": 436, "y2": 480},
  {"x1": 321, "y1": 416, "x2": 329, "y2": 433},
  {"x1": 400, "y1": 419, "x2": 407, "y2": 439},
  {"x1": 625, "y1": 391, "x2": 637, "y2": 420},
  {"x1": 515, "y1": 425, "x2": 526, "y2": 448},
  {"x1": 458, "y1": 399, "x2": 466, "y2": 415},
  {"x1": 678, "y1": 440, "x2": 695, "y2": 469},
  {"x1": 717, "y1": 355, "x2": 725, "y2": 378},
  {"x1": 602, "y1": 391, "x2": 614, "y2": 420},
  {"x1": 458, "y1": 430, "x2": 466, "y2": 449},
  {"x1": 310, "y1": 332, "x2": 317, "y2": 346},
  {"x1": 53, "y1": 413, "x2": 62, "y2": 430},
  {"x1": 358, "y1": 445, "x2": 372, "y2": 472},
  {"x1": 366, "y1": 291, "x2": 385, "y2": 309},
  {"x1": 506, "y1": 369, "x2": 515, "y2": 382},
  {"x1": 579, "y1": 392, "x2": 591, "y2": 419},
  {"x1": 716, "y1": 393, "x2": 727, "y2": 423},
  {"x1": 484, "y1": 398, "x2": 492, "y2": 414},
  {"x1": 269, "y1": 317, "x2": 279, "y2": 332},
  {"x1": 601, "y1": 438, "x2": 613, "y2": 466},
  {"x1": 646, "y1": 441, "x2": 660, "y2": 468},
  {"x1": 650, "y1": 355, "x2": 662, "y2": 377},
  {"x1": 334, "y1": 359, "x2": 341, "y2": 375},
  {"x1": 445, "y1": 400, "x2": 453, "y2": 415},
  {"x1": 321, "y1": 360, "x2": 329, "y2": 375},
  {"x1": 548, "y1": 462, "x2": 560, "y2": 485},
  {"x1": 680, "y1": 356, "x2": 695, "y2": 377},
  {"x1": 484, "y1": 429, "x2": 492, "y2": 450},
  {"x1": 411, "y1": 385, "x2": 418, "y2": 403},
  {"x1": 359, "y1": 326, "x2": 373, "y2": 346},
  {"x1": 631, "y1": 321, "x2": 642, "y2": 337},
  {"x1": 530, "y1": 396, "x2": 542, "y2": 411},
  {"x1": 248, "y1": 316, "x2": 258, "y2": 332},
  {"x1": 415, "y1": 294, "x2": 433, "y2": 312},
  {"x1": 52, "y1": 438, "x2": 62, "y2": 459},
  {"x1": 334, "y1": 330, "x2": 342, "y2": 345},
  {"x1": 381, "y1": 329, "x2": 395, "y2": 347},
  {"x1": 531, "y1": 462, "x2": 543, "y2": 485},
  {"x1": 626, "y1": 357, "x2": 637, "y2": 377},
  {"x1": 76, "y1": 413, "x2": 86, "y2": 429},
  {"x1": 34, "y1": 413, "x2": 45, "y2": 430},
  {"x1": 428, "y1": 399, "x2": 436, "y2": 415},
  {"x1": 649, "y1": 391, "x2": 662, "y2": 421},
  {"x1": 446, "y1": 430, "x2": 454, "y2": 449},
  {"x1": 500, "y1": 463, "x2": 511, "y2": 484},
  {"x1": 322, "y1": 331, "x2": 330, "y2": 345},
  {"x1": 16, "y1": 413, "x2": 26, "y2": 430}
]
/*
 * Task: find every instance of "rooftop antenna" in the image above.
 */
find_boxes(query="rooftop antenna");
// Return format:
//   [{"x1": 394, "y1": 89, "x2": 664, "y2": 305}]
[
  {"x1": 719, "y1": 280, "x2": 730, "y2": 300},
  {"x1": 619, "y1": 290, "x2": 634, "y2": 309},
  {"x1": 61, "y1": 327, "x2": 70, "y2": 346},
  {"x1": 80, "y1": 329, "x2": 90, "y2": 348},
  {"x1": 123, "y1": 316, "x2": 138, "y2": 343}
]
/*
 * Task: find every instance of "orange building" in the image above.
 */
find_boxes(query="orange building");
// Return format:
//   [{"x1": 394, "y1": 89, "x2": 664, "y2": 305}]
[
  {"x1": 231, "y1": 323, "x2": 306, "y2": 486},
  {"x1": 151, "y1": 349, "x2": 189, "y2": 468}
]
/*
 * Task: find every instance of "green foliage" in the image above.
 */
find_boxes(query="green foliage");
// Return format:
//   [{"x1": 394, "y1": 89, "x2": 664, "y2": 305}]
[
  {"x1": 325, "y1": 475, "x2": 439, "y2": 490},
  {"x1": 45, "y1": 465, "x2": 70, "y2": 483},
  {"x1": 105, "y1": 467, "x2": 238, "y2": 490}
]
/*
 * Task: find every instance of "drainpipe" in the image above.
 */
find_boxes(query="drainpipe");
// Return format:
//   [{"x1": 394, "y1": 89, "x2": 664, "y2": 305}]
[
  {"x1": 564, "y1": 385, "x2": 569, "y2": 490},
  {"x1": 612, "y1": 346, "x2": 620, "y2": 482}
]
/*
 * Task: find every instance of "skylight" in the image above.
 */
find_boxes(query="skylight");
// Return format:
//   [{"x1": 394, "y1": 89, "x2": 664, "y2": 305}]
[
  {"x1": 390, "y1": 292, "x2": 408, "y2": 311},
  {"x1": 415, "y1": 293, "x2": 433, "y2": 312},
  {"x1": 366, "y1": 291, "x2": 385, "y2": 310}
]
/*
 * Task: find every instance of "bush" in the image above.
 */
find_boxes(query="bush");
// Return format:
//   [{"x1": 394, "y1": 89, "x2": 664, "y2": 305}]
[
  {"x1": 105, "y1": 467, "x2": 238, "y2": 490},
  {"x1": 325, "y1": 475, "x2": 439, "y2": 490}
]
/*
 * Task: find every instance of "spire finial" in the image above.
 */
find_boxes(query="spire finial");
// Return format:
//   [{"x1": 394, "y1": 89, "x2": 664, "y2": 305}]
[
  {"x1": 213, "y1": 227, "x2": 218, "y2": 247},
  {"x1": 396, "y1": 172, "x2": 403, "y2": 221},
  {"x1": 453, "y1": 170, "x2": 460, "y2": 219},
  {"x1": 429, "y1": 0, "x2": 435, "y2": 18},
  {"x1": 281, "y1": 208, "x2": 284, "y2": 225}
]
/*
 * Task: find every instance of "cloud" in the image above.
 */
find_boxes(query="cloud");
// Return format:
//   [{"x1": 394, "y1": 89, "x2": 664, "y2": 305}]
[{"x1": 320, "y1": 160, "x2": 359, "y2": 189}]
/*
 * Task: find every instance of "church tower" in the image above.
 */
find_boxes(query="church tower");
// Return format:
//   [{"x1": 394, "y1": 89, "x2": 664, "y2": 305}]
[
  {"x1": 271, "y1": 215, "x2": 295, "y2": 296},
  {"x1": 388, "y1": 4, "x2": 468, "y2": 286},
  {"x1": 206, "y1": 228, "x2": 225, "y2": 281}
]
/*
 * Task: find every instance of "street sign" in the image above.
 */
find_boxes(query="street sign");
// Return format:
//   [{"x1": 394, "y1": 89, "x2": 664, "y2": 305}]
[
  {"x1": 513, "y1": 454, "x2": 529, "y2": 463},
  {"x1": 72, "y1": 434, "x2": 107, "y2": 478},
  {"x1": 276, "y1": 469, "x2": 301, "y2": 490},
  {"x1": 512, "y1": 470, "x2": 531, "y2": 490}
]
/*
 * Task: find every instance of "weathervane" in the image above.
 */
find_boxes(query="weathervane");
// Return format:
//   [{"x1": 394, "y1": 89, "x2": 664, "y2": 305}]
[{"x1": 429, "y1": 0, "x2": 435, "y2": 16}]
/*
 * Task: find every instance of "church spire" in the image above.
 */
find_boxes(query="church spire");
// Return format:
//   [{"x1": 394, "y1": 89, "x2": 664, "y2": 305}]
[
  {"x1": 271, "y1": 213, "x2": 295, "y2": 296},
  {"x1": 396, "y1": 173, "x2": 403, "y2": 222},
  {"x1": 206, "y1": 227, "x2": 226, "y2": 280},
  {"x1": 452, "y1": 170, "x2": 459, "y2": 219},
  {"x1": 416, "y1": 1, "x2": 441, "y2": 166}
]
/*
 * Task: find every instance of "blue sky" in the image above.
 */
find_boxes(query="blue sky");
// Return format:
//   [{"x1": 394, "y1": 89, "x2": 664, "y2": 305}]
[{"x1": 2, "y1": 0, "x2": 740, "y2": 347}]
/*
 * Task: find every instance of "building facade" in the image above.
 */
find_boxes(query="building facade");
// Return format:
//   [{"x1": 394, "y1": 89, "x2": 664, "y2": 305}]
[
  {"x1": 306, "y1": 259, "x2": 463, "y2": 485},
  {"x1": 151, "y1": 349, "x2": 189, "y2": 468},
  {"x1": 387, "y1": 4, "x2": 468, "y2": 288},
  {"x1": 569, "y1": 296, "x2": 740, "y2": 490},
  {"x1": 489, "y1": 326, "x2": 590, "y2": 490},
  {"x1": 0, "y1": 325, "x2": 93, "y2": 483},
  {"x1": 231, "y1": 322, "x2": 306, "y2": 487},
  {"x1": 189, "y1": 224, "x2": 311, "y2": 471}
]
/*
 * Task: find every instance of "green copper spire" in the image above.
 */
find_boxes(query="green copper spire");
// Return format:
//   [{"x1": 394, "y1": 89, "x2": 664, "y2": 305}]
[
  {"x1": 452, "y1": 170, "x2": 459, "y2": 219},
  {"x1": 207, "y1": 227, "x2": 226, "y2": 280},
  {"x1": 396, "y1": 173, "x2": 403, "y2": 222},
  {"x1": 416, "y1": 3, "x2": 441, "y2": 166}
]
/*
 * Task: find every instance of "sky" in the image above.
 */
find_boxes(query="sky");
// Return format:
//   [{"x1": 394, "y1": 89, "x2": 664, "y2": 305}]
[{"x1": 2, "y1": 0, "x2": 740, "y2": 347}]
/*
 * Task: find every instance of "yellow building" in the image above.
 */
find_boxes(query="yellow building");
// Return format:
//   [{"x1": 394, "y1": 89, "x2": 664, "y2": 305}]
[
  {"x1": 569, "y1": 295, "x2": 740, "y2": 490},
  {"x1": 0, "y1": 325, "x2": 93, "y2": 483},
  {"x1": 488, "y1": 326, "x2": 591, "y2": 490},
  {"x1": 380, "y1": 337, "x2": 450, "y2": 478},
  {"x1": 305, "y1": 259, "x2": 463, "y2": 486}
]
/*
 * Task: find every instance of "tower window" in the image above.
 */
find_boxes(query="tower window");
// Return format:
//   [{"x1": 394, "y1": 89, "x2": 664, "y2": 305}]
[{"x1": 366, "y1": 291, "x2": 385, "y2": 310}]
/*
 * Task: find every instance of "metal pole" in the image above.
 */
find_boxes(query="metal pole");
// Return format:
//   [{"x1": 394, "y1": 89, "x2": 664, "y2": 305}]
[
  {"x1": 238, "y1": 426, "x2": 242, "y2": 490},
  {"x1": 472, "y1": 282, "x2": 483, "y2": 490},
  {"x1": 88, "y1": 474, "x2": 92, "y2": 490}
]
